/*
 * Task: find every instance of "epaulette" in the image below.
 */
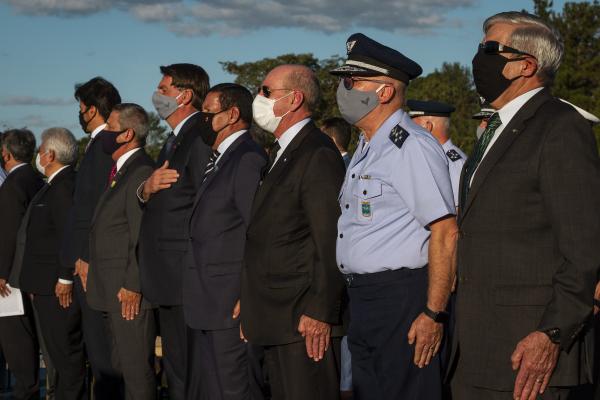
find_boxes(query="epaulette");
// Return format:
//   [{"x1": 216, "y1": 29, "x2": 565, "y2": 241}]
[
  {"x1": 446, "y1": 149, "x2": 462, "y2": 162},
  {"x1": 389, "y1": 125, "x2": 410, "y2": 149}
]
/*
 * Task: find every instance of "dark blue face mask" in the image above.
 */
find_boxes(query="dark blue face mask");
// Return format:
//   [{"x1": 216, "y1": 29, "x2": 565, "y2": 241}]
[{"x1": 98, "y1": 129, "x2": 127, "y2": 155}]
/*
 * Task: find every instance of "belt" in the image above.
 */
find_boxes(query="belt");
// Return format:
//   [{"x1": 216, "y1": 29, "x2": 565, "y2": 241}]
[{"x1": 342, "y1": 266, "x2": 427, "y2": 288}]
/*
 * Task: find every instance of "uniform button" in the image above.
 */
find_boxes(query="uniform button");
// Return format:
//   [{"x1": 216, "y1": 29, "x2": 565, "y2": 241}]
[
  {"x1": 345, "y1": 204, "x2": 349, "y2": 209},
  {"x1": 340, "y1": 264, "x2": 344, "y2": 269},
  {"x1": 363, "y1": 190, "x2": 367, "y2": 195},
  {"x1": 351, "y1": 174, "x2": 355, "y2": 178},
  {"x1": 339, "y1": 233, "x2": 344, "y2": 238}
]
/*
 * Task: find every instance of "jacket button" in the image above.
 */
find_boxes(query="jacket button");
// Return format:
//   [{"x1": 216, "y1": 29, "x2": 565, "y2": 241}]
[
  {"x1": 340, "y1": 264, "x2": 344, "y2": 269},
  {"x1": 345, "y1": 204, "x2": 349, "y2": 209},
  {"x1": 363, "y1": 190, "x2": 367, "y2": 195},
  {"x1": 351, "y1": 174, "x2": 355, "y2": 178}
]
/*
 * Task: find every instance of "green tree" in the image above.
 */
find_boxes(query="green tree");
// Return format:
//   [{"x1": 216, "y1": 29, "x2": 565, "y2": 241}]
[
  {"x1": 407, "y1": 62, "x2": 480, "y2": 154},
  {"x1": 145, "y1": 111, "x2": 169, "y2": 161},
  {"x1": 533, "y1": 0, "x2": 600, "y2": 143}
]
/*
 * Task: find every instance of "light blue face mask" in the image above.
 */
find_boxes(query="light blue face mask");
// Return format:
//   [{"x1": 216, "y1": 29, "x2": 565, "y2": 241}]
[
  {"x1": 152, "y1": 91, "x2": 183, "y2": 120},
  {"x1": 335, "y1": 81, "x2": 385, "y2": 125}
]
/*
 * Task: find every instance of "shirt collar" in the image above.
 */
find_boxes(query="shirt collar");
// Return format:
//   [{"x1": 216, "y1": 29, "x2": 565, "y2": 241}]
[
  {"x1": 369, "y1": 109, "x2": 405, "y2": 151},
  {"x1": 173, "y1": 111, "x2": 199, "y2": 136},
  {"x1": 276, "y1": 118, "x2": 311, "y2": 154},
  {"x1": 7, "y1": 162, "x2": 27, "y2": 175},
  {"x1": 442, "y1": 139, "x2": 454, "y2": 151},
  {"x1": 497, "y1": 87, "x2": 544, "y2": 127},
  {"x1": 116, "y1": 148, "x2": 141, "y2": 172},
  {"x1": 217, "y1": 130, "x2": 246, "y2": 159},
  {"x1": 47, "y1": 165, "x2": 70, "y2": 184},
  {"x1": 90, "y1": 123, "x2": 107, "y2": 139}
]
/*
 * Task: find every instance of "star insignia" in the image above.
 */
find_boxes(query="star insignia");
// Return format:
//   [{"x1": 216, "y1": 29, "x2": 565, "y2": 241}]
[{"x1": 389, "y1": 125, "x2": 410, "y2": 149}]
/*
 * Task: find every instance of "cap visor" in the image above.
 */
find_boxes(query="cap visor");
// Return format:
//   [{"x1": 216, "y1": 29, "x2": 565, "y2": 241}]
[{"x1": 330, "y1": 64, "x2": 381, "y2": 76}]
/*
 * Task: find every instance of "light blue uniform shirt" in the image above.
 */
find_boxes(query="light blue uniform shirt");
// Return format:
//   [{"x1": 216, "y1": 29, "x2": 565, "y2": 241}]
[
  {"x1": 441, "y1": 139, "x2": 466, "y2": 208},
  {"x1": 336, "y1": 109, "x2": 455, "y2": 274}
]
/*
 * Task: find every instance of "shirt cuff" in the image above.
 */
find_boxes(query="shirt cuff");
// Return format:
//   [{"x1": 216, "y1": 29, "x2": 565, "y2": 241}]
[
  {"x1": 136, "y1": 181, "x2": 147, "y2": 203},
  {"x1": 58, "y1": 279, "x2": 73, "y2": 285}
]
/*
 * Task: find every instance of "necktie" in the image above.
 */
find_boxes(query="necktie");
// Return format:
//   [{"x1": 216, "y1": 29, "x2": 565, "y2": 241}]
[
  {"x1": 267, "y1": 141, "x2": 281, "y2": 171},
  {"x1": 461, "y1": 112, "x2": 502, "y2": 205},
  {"x1": 164, "y1": 132, "x2": 176, "y2": 155},
  {"x1": 108, "y1": 164, "x2": 117, "y2": 186},
  {"x1": 84, "y1": 137, "x2": 94, "y2": 153},
  {"x1": 202, "y1": 150, "x2": 220, "y2": 183}
]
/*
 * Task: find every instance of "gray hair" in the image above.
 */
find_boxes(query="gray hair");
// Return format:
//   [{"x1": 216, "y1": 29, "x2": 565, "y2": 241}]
[
  {"x1": 285, "y1": 65, "x2": 321, "y2": 113},
  {"x1": 484, "y1": 11, "x2": 563, "y2": 84},
  {"x1": 112, "y1": 103, "x2": 149, "y2": 142},
  {"x1": 41, "y1": 127, "x2": 78, "y2": 165}
]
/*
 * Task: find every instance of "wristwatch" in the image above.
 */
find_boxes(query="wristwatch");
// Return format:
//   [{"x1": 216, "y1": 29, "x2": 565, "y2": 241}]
[
  {"x1": 423, "y1": 306, "x2": 449, "y2": 323},
  {"x1": 542, "y1": 328, "x2": 561, "y2": 344}
]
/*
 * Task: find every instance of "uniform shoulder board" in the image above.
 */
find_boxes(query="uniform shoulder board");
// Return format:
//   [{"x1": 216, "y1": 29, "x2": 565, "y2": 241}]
[
  {"x1": 389, "y1": 125, "x2": 410, "y2": 149},
  {"x1": 446, "y1": 149, "x2": 462, "y2": 162}
]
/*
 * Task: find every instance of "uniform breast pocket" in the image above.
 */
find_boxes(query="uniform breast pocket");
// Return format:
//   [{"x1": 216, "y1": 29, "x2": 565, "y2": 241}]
[{"x1": 352, "y1": 179, "x2": 382, "y2": 223}]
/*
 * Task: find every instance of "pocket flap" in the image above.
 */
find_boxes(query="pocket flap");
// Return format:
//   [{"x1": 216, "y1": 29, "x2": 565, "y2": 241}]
[{"x1": 352, "y1": 179, "x2": 382, "y2": 200}]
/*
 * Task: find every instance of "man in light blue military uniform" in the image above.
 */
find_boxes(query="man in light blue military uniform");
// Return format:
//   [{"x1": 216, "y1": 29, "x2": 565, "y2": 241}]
[
  {"x1": 331, "y1": 33, "x2": 458, "y2": 400},
  {"x1": 408, "y1": 100, "x2": 467, "y2": 209}
]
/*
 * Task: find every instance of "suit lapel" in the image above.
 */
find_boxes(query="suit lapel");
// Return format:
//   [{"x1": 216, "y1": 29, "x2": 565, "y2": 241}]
[
  {"x1": 460, "y1": 89, "x2": 552, "y2": 222},
  {"x1": 251, "y1": 121, "x2": 314, "y2": 218}
]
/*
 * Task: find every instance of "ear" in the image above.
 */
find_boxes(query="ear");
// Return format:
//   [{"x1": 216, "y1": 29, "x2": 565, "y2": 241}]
[
  {"x1": 47, "y1": 149, "x2": 56, "y2": 163},
  {"x1": 180, "y1": 89, "x2": 194, "y2": 106},
  {"x1": 378, "y1": 85, "x2": 396, "y2": 104},
  {"x1": 289, "y1": 90, "x2": 305, "y2": 112},
  {"x1": 425, "y1": 120, "x2": 434, "y2": 133},
  {"x1": 120, "y1": 128, "x2": 135, "y2": 143},
  {"x1": 229, "y1": 107, "x2": 241, "y2": 124},
  {"x1": 520, "y1": 57, "x2": 538, "y2": 78}
]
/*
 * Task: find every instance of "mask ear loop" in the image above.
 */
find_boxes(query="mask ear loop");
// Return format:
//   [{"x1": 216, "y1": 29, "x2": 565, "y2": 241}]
[{"x1": 275, "y1": 90, "x2": 296, "y2": 119}]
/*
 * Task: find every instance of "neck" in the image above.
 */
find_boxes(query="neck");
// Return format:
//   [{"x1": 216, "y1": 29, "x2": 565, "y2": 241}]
[
  {"x1": 432, "y1": 131, "x2": 449, "y2": 145},
  {"x1": 166, "y1": 107, "x2": 196, "y2": 129},
  {"x1": 357, "y1": 105, "x2": 399, "y2": 140},
  {"x1": 273, "y1": 111, "x2": 311, "y2": 139},
  {"x1": 212, "y1": 124, "x2": 247, "y2": 150},
  {"x1": 112, "y1": 143, "x2": 140, "y2": 162},
  {"x1": 44, "y1": 163, "x2": 63, "y2": 178},
  {"x1": 491, "y1": 79, "x2": 543, "y2": 110},
  {"x1": 87, "y1": 119, "x2": 105, "y2": 134},
  {"x1": 5, "y1": 160, "x2": 21, "y2": 172}
]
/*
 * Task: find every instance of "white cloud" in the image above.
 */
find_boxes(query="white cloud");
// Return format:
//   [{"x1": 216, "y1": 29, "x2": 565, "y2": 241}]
[
  {"x1": 0, "y1": 96, "x2": 75, "y2": 106},
  {"x1": 1, "y1": 0, "x2": 475, "y2": 35}
]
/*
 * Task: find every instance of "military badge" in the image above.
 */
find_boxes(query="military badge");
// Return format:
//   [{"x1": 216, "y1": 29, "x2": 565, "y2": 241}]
[
  {"x1": 446, "y1": 149, "x2": 462, "y2": 162},
  {"x1": 361, "y1": 201, "x2": 372, "y2": 218}
]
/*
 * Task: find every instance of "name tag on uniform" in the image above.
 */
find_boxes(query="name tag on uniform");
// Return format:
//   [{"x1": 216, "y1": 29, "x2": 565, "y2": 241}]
[{"x1": 361, "y1": 201, "x2": 372, "y2": 218}]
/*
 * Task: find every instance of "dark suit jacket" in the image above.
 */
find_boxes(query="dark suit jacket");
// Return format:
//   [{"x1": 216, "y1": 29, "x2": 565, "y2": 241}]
[
  {"x1": 87, "y1": 150, "x2": 154, "y2": 313},
  {"x1": 11, "y1": 167, "x2": 75, "y2": 295},
  {"x1": 241, "y1": 120, "x2": 346, "y2": 346},
  {"x1": 183, "y1": 132, "x2": 267, "y2": 330},
  {"x1": 0, "y1": 164, "x2": 44, "y2": 280},
  {"x1": 138, "y1": 112, "x2": 212, "y2": 306},
  {"x1": 61, "y1": 131, "x2": 114, "y2": 269},
  {"x1": 454, "y1": 88, "x2": 600, "y2": 389}
]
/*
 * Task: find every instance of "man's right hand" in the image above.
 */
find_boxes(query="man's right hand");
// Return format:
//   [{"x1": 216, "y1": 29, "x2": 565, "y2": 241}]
[
  {"x1": 594, "y1": 281, "x2": 600, "y2": 315},
  {"x1": 73, "y1": 259, "x2": 89, "y2": 291},
  {"x1": 142, "y1": 161, "x2": 180, "y2": 201},
  {"x1": 0, "y1": 279, "x2": 11, "y2": 298}
]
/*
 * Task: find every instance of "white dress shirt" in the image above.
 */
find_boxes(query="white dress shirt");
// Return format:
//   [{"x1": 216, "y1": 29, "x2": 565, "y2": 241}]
[
  {"x1": 116, "y1": 148, "x2": 141, "y2": 172},
  {"x1": 90, "y1": 123, "x2": 107, "y2": 140},
  {"x1": 216, "y1": 130, "x2": 247, "y2": 164},
  {"x1": 47, "y1": 165, "x2": 70, "y2": 184},
  {"x1": 7, "y1": 162, "x2": 27, "y2": 175},
  {"x1": 173, "y1": 111, "x2": 199, "y2": 136},
  {"x1": 271, "y1": 118, "x2": 311, "y2": 170}
]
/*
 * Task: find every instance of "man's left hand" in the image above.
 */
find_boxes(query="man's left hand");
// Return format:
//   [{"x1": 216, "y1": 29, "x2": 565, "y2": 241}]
[
  {"x1": 593, "y1": 281, "x2": 600, "y2": 315},
  {"x1": 407, "y1": 313, "x2": 443, "y2": 368},
  {"x1": 55, "y1": 282, "x2": 73, "y2": 308},
  {"x1": 511, "y1": 331, "x2": 559, "y2": 400},
  {"x1": 117, "y1": 288, "x2": 141, "y2": 320},
  {"x1": 298, "y1": 314, "x2": 331, "y2": 362}
]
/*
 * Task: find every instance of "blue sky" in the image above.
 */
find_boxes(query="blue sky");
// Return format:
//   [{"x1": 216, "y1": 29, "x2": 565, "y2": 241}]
[{"x1": 0, "y1": 0, "x2": 577, "y2": 138}]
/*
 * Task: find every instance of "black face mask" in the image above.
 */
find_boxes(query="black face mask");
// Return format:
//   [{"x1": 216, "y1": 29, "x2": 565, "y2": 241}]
[
  {"x1": 472, "y1": 48, "x2": 522, "y2": 103},
  {"x1": 199, "y1": 111, "x2": 224, "y2": 147},
  {"x1": 79, "y1": 106, "x2": 97, "y2": 133},
  {"x1": 99, "y1": 129, "x2": 127, "y2": 155}
]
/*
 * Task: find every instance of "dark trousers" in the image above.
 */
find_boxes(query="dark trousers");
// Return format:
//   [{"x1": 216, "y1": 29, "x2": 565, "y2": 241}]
[
  {"x1": 32, "y1": 294, "x2": 85, "y2": 400},
  {"x1": 347, "y1": 267, "x2": 442, "y2": 400},
  {"x1": 0, "y1": 294, "x2": 39, "y2": 400},
  {"x1": 186, "y1": 326, "x2": 251, "y2": 400},
  {"x1": 158, "y1": 305, "x2": 187, "y2": 400},
  {"x1": 74, "y1": 278, "x2": 124, "y2": 399},
  {"x1": 106, "y1": 310, "x2": 156, "y2": 400},
  {"x1": 31, "y1": 300, "x2": 57, "y2": 400},
  {"x1": 262, "y1": 338, "x2": 341, "y2": 400}
]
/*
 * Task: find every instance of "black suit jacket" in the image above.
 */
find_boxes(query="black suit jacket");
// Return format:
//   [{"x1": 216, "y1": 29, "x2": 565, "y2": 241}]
[
  {"x1": 11, "y1": 167, "x2": 75, "y2": 295},
  {"x1": 0, "y1": 164, "x2": 44, "y2": 280},
  {"x1": 87, "y1": 150, "x2": 155, "y2": 313},
  {"x1": 138, "y1": 113, "x2": 212, "y2": 305},
  {"x1": 183, "y1": 132, "x2": 267, "y2": 330},
  {"x1": 241, "y1": 121, "x2": 346, "y2": 346},
  {"x1": 454, "y1": 88, "x2": 600, "y2": 389},
  {"x1": 61, "y1": 131, "x2": 114, "y2": 269}
]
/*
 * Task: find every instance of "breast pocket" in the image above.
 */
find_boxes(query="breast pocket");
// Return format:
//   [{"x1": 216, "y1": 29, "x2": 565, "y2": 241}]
[{"x1": 352, "y1": 179, "x2": 382, "y2": 223}]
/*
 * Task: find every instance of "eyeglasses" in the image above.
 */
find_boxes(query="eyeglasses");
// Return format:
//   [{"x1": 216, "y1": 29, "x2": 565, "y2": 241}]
[
  {"x1": 259, "y1": 85, "x2": 293, "y2": 99},
  {"x1": 341, "y1": 77, "x2": 389, "y2": 90},
  {"x1": 479, "y1": 41, "x2": 533, "y2": 57}
]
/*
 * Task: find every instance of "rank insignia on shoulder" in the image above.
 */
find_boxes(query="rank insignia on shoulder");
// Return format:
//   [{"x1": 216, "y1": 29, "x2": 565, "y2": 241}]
[
  {"x1": 389, "y1": 125, "x2": 409, "y2": 149},
  {"x1": 446, "y1": 149, "x2": 462, "y2": 162}
]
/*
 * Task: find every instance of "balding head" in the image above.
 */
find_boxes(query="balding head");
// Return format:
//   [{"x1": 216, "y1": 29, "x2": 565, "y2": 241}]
[{"x1": 267, "y1": 65, "x2": 320, "y2": 113}]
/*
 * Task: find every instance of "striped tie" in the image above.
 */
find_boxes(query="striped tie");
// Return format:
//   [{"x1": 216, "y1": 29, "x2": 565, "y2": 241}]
[
  {"x1": 202, "y1": 150, "x2": 220, "y2": 183},
  {"x1": 460, "y1": 112, "x2": 502, "y2": 205}
]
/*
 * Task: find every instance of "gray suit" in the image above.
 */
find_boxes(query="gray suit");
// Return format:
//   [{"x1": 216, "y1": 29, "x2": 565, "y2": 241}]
[{"x1": 88, "y1": 149, "x2": 156, "y2": 400}]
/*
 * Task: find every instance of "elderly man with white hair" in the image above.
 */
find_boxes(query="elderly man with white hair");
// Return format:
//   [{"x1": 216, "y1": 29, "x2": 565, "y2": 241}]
[
  {"x1": 451, "y1": 11, "x2": 600, "y2": 400},
  {"x1": 9, "y1": 127, "x2": 85, "y2": 400}
]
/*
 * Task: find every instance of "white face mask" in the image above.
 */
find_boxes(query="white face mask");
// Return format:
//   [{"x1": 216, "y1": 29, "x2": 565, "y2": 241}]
[
  {"x1": 252, "y1": 91, "x2": 293, "y2": 133},
  {"x1": 35, "y1": 152, "x2": 49, "y2": 176}
]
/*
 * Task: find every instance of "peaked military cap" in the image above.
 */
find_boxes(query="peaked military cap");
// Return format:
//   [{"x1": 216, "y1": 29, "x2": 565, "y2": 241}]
[
  {"x1": 330, "y1": 33, "x2": 423, "y2": 84},
  {"x1": 407, "y1": 100, "x2": 455, "y2": 118}
]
